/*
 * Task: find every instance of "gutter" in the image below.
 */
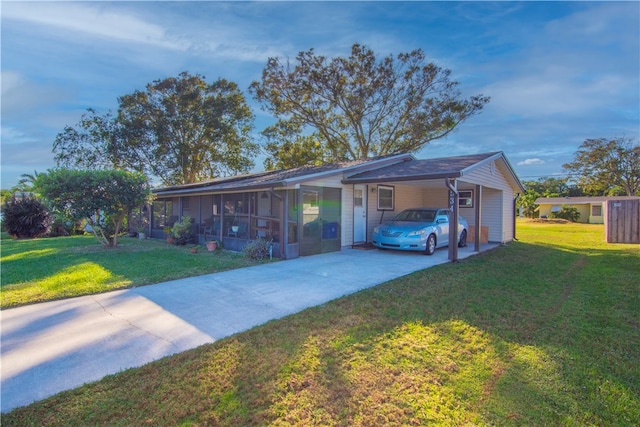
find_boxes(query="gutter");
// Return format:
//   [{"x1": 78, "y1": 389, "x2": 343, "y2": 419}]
[{"x1": 513, "y1": 193, "x2": 520, "y2": 241}]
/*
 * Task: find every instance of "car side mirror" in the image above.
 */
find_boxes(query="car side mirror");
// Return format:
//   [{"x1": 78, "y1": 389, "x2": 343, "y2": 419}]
[{"x1": 437, "y1": 217, "x2": 447, "y2": 224}]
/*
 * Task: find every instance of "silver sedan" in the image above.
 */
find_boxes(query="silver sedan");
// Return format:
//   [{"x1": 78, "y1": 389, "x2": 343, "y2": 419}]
[{"x1": 372, "y1": 208, "x2": 468, "y2": 255}]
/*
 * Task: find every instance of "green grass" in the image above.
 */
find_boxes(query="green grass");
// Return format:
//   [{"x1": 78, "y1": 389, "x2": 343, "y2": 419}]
[
  {"x1": 0, "y1": 235, "x2": 259, "y2": 308},
  {"x1": 3, "y1": 221, "x2": 639, "y2": 425}
]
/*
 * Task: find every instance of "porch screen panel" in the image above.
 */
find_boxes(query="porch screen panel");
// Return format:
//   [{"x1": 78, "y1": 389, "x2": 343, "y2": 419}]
[
  {"x1": 321, "y1": 187, "x2": 341, "y2": 253},
  {"x1": 287, "y1": 189, "x2": 298, "y2": 244},
  {"x1": 152, "y1": 200, "x2": 173, "y2": 229},
  {"x1": 301, "y1": 188, "x2": 321, "y2": 256}
]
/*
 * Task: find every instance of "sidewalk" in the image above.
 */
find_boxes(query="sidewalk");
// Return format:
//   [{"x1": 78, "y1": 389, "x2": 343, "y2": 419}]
[{"x1": 1, "y1": 245, "x2": 493, "y2": 412}]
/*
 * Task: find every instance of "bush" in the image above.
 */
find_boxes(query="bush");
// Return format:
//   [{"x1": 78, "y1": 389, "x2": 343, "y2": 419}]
[
  {"x1": 551, "y1": 206, "x2": 580, "y2": 222},
  {"x1": 2, "y1": 195, "x2": 52, "y2": 238},
  {"x1": 243, "y1": 239, "x2": 273, "y2": 260},
  {"x1": 172, "y1": 216, "x2": 194, "y2": 245}
]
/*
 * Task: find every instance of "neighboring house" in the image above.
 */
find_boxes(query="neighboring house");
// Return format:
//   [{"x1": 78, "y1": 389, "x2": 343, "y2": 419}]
[
  {"x1": 152, "y1": 151, "x2": 525, "y2": 259},
  {"x1": 535, "y1": 196, "x2": 640, "y2": 224}
]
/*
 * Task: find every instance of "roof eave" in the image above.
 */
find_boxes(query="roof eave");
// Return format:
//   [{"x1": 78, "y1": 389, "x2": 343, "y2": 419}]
[
  {"x1": 343, "y1": 171, "x2": 462, "y2": 184},
  {"x1": 154, "y1": 181, "x2": 290, "y2": 197}
]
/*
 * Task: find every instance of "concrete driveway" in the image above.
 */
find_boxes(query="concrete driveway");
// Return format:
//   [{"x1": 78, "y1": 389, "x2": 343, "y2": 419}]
[{"x1": 1, "y1": 245, "x2": 493, "y2": 412}]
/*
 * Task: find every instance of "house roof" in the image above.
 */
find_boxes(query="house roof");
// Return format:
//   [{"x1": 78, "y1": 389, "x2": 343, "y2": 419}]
[
  {"x1": 154, "y1": 151, "x2": 526, "y2": 197},
  {"x1": 153, "y1": 153, "x2": 413, "y2": 196},
  {"x1": 342, "y1": 151, "x2": 525, "y2": 192},
  {"x1": 535, "y1": 196, "x2": 640, "y2": 205},
  {"x1": 342, "y1": 152, "x2": 499, "y2": 183}
]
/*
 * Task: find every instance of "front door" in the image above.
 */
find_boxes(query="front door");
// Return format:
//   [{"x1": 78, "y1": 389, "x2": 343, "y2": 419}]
[{"x1": 353, "y1": 185, "x2": 367, "y2": 243}]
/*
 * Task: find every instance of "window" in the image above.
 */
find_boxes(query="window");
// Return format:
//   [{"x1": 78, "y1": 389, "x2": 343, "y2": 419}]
[
  {"x1": 377, "y1": 185, "x2": 394, "y2": 210},
  {"x1": 459, "y1": 190, "x2": 474, "y2": 208},
  {"x1": 591, "y1": 204, "x2": 602, "y2": 216},
  {"x1": 354, "y1": 188, "x2": 363, "y2": 208}
]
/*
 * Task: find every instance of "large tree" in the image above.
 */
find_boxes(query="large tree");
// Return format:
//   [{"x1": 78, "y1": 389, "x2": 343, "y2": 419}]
[
  {"x1": 261, "y1": 121, "x2": 329, "y2": 171},
  {"x1": 53, "y1": 109, "x2": 122, "y2": 171},
  {"x1": 521, "y1": 177, "x2": 584, "y2": 198},
  {"x1": 36, "y1": 169, "x2": 151, "y2": 247},
  {"x1": 563, "y1": 137, "x2": 640, "y2": 196},
  {"x1": 52, "y1": 72, "x2": 258, "y2": 186},
  {"x1": 250, "y1": 43, "x2": 489, "y2": 167}
]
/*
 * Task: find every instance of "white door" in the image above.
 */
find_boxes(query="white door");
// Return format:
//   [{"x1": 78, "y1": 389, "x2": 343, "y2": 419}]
[{"x1": 353, "y1": 185, "x2": 367, "y2": 243}]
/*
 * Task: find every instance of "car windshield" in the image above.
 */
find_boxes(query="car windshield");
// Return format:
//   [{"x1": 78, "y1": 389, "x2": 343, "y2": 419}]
[{"x1": 392, "y1": 209, "x2": 437, "y2": 222}]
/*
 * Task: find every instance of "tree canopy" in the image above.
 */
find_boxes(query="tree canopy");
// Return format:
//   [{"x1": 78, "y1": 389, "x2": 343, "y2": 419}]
[
  {"x1": 260, "y1": 121, "x2": 328, "y2": 171},
  {"x1": 53, "y1": 109, "x2": 121, "y2": 171},
  {"x1": 52, "y1": 72, "x2": 258, "y2": 186},
  {"x1": 250, "y1": 43, "x2": 489, "y2": 168},
  {"x1": 36, "y1": 169, "x2": 151, "y2": 247},
  {"x1": 563, "y1": 137, "x2": 640, "y2": 196}
]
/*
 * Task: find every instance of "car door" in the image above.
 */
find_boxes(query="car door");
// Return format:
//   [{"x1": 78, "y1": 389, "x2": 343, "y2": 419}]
[{"x1": 435, "y1": 209, "x2": 450, "y2": 247}]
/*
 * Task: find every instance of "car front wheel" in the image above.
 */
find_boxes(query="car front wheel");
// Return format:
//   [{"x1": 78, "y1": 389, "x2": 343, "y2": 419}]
[{"x1": 425, "y1": 234, "x2": 436, "y2": 255}]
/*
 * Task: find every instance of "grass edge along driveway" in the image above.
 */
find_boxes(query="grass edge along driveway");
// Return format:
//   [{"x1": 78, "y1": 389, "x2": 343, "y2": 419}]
[
  {"x1": 0, "y1": 235, "x2": 260, "y2": 309},
  {"x1": 2, "y1": 221, "x2": 640, "y2": 425}
]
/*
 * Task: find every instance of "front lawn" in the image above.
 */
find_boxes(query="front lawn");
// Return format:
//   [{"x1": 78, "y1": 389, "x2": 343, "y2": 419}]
[
  {"x1": 3, "y1": 221, "x2": 639, "y2": 425},
  {"x1": 0, "y1": 235, "x2": 258, "y2": 308}
]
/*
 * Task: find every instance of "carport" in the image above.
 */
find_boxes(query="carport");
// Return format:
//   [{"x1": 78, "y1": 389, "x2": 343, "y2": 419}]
[{"x1": 342, "y1": 152, "x2": 525, "y2": 261}]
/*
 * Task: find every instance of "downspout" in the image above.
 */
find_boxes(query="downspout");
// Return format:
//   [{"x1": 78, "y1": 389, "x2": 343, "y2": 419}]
[
  {"x1": 513, "y1": 193, "x2": 520, "y2": 241},
  {"x1": 445, "y1": 178, "x2": 459, "y2": 262}
]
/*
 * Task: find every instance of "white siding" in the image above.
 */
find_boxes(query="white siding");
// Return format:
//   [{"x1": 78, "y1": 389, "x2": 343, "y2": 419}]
[
  {"x1": 482, "y1": 188, "x2": 504, "y2": 242},
  {"x1": 342, "y1": 185, "x2": 354, "y2": 247},
  {"x1": 461, "y1": 160, "x2": 516, "y2": 243},
  {"x1": 463, "y1": 160, "x2": 513, "y2": 192}
]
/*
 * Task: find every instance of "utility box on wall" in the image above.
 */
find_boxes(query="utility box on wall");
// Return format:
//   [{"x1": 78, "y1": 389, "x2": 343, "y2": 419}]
[{"x1": 605, "y1": 199, "x2": 640, "y2": 244}]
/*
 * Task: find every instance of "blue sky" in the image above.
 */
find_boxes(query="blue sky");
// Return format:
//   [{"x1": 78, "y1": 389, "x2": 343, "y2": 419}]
[{"x1": 2, "y1": 1, "x2": 638, "y2": 188}]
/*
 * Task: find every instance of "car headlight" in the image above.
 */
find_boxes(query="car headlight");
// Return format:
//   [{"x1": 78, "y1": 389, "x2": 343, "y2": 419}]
[
  {"x1": 407, "y1": 229, "x2": 426, "y2": 237},
  {"x1": 373, "y1": 226, "x2": 379, "y2": 233}
]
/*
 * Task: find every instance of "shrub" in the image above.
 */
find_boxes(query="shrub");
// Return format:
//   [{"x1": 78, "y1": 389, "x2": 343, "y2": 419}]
[
  {"x1": 172, "y1": 216, "x2": 194, "y2": 245},
  {"x1": 243, "y1": 239, "x2": 273, "y2": 260},
  {"x1": 551, "y1": 206, "x2": 580, "y2": 222},
  {"x1": 2, "y1": 195, "x2": 52, "y2": 238}
]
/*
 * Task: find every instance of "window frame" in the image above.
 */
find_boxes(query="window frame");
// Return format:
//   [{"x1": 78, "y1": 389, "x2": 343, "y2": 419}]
[
  {"x1": 458, "y1": 190, "x2": 474, "y2": 208},
  {"x1": 377, "y1": 185, "x2": 395, "y2": 211}
]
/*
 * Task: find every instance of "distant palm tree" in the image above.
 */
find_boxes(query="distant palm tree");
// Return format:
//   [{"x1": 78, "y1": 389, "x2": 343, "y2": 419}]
[{"x1": 14, "y1": 170, "x2": 43, "y2": 195}]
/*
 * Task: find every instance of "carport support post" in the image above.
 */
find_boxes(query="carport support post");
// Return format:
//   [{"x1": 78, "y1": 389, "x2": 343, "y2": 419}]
[
  {"x1": 475, "y1": 184, "x2": 482, "y2": 252},
  {"x1": 446, "y1": 179, "x2": 459, "y2": 262}
]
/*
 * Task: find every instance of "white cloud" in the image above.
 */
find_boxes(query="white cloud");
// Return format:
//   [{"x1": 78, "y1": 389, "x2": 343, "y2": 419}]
[
  {"x1": 1, "y1": 71, "x2": 70, "y2": 117},
  {"x1": 518, "y1": 158, "x2": 546, "y2": 166},
  {"x1": 2, "y1": 2, "x2": 189, "y2": 51}
]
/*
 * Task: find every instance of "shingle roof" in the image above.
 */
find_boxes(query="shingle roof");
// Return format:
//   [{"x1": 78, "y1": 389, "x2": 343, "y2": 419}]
[
  {"x1": 153, "y1": 154, "x2": 412, "y2": 195},
  {"x1": 342, "y1": 152, "x2": 502, "y2": 183},
  {"x1": 153, "y1": 151, "x2": 526, "y2": 196}
]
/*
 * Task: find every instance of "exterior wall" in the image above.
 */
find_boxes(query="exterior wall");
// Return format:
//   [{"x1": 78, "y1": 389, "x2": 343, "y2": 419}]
[
  {"x1": 500, "y1": 190, "x2": 514, "y2": 242},
  {"x1": 342, "y1": 185, "x2": 354, "y2": 247},
  {"x1": 575, "y1": 205, "x2": 591, "y2": 223},
  {"x1": 462, "y1": 160, "x2": 516, "y2": 243},
  {"x1": 480, "y1": 188, "x2": 504, "y2": 242},
  {"x1": 538, "y1": 204, "x2": 553, "y2": 218},
  {"x1": 537, "y1": 203, "x2": 594, "y2": 224}
]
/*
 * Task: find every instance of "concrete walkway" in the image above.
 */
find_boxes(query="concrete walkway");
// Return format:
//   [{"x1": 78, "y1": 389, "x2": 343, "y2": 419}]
[{"x1": 1, "y1": 245, "x2": 493, "y2": 412}]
